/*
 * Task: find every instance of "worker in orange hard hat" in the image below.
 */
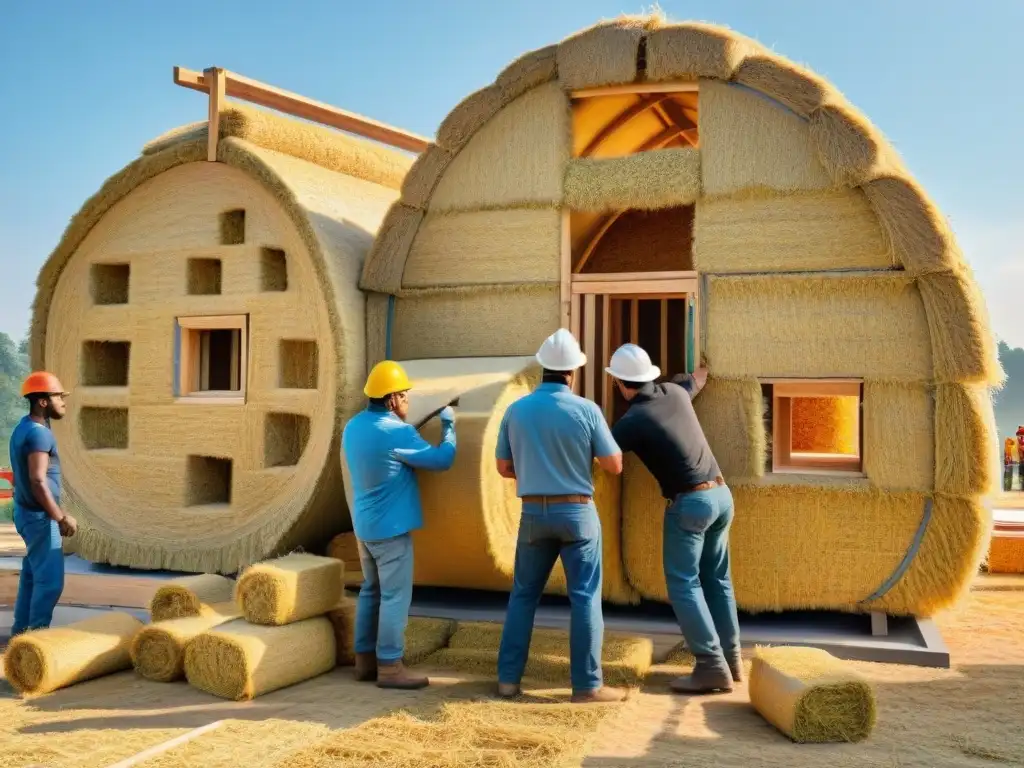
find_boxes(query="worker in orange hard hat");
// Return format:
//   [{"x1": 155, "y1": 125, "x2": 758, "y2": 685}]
[
  {"x1": 9, "y1": 371, "x2": 77, "y2": 637},
  {"x1": 341, "y1": 361, "x2": 457, "y2": 690}
]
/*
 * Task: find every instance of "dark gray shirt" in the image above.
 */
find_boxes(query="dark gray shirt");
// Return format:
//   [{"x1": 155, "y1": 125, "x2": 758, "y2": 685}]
[{"x1": 611, "y1": 374, "x2": 722, "y2": 500}]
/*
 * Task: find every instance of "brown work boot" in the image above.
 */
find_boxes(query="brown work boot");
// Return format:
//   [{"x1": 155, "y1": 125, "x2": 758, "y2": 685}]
[
  {"x1": 669, "y1": 654, "x2": 734, "y2": 694},
  {"x1": 571, "y1": 685, "x2": 627, "y2": 704},
  {"x1": 726, "y1": 651, "x2": 744, "y2": 683},
  {"x1": 376, "y1": 659, "x2": 429, "y2": 690},
  {"x1": 496, "y1": 682, "x2": 521, "y2": 699},
  {"x1": 354, "y1": 652, "x2": 377, "y2": 682}
]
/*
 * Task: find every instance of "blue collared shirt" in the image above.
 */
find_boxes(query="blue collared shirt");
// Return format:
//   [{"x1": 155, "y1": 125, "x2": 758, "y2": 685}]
[
  {"x1": 342, "y1": 404, "x2": 456, "y2": 542},
  {"x1": 495, "y1": 381, "x2": 619, "y2": 500}
]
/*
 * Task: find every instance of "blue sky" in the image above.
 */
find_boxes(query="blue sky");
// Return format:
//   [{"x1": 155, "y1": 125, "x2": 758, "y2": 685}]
[{"x1": 2, "y1": 1, "x2": 1022, "y2": 348}]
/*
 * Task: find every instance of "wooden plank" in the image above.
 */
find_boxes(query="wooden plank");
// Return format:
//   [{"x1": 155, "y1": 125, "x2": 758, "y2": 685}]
[
  {"x1": 870, "y1": 612, "x2": 889, "y2": 637},
  {"x1": 660, "y1": 299, "x2": 668, "y2": 373},
  {"x1": 630, "y1": 300, "x2": 639, "y2": 345},
  {"x1": 774, "y1": 381, "x2": 862, "y2": 399},
  {"x1": 772, "y1": 393, "x2": 792, "y2": 473},
  {"x1": 602, "y1": 294, "x2": 612, "y2": 413},
  {"x1": 104, "y1": 722, "x2": 225, "y2": 768},
  {"x1": 205, "y1": 67, "x2": 225, "y2": 162},
  {"x1": 0, "y1": 568, "x2": 163, "y2": 610},
  {"x1": 176, "y1": 314, "x2": 248, "y2": 330},
  {"x1": 560, "y1": 209, "x2": 573, "y2": 330},
  {"x1": 573, "y1": 270, "x2": 698, "y2": 283},
  {"x1": 572, "y1": 82, "x2": 699, "y2": 98},
  {"x1": 584, "y1": 294, "x2": 597, "y2": 400},
  {"x1": 174, "y1": 66, "x2": 430, "y2": 154},
  {"x1": 572, "y1": 279, "x2": 698, "y2": 295}
]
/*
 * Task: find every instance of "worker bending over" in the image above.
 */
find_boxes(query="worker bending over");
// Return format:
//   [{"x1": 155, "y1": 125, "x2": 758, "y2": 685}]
[
  {"x1": 494, "y1": 329, "x2": 625, "y2": 703},
  {"x1": 342, "y1": 361, "x2": 456, "y2": 690},
  {"x1": 9, "y1": 372, "x2": 77, "y2": 637},
  {"x1": 606, "y1": 344, "x2": 741, "y2": 694}
]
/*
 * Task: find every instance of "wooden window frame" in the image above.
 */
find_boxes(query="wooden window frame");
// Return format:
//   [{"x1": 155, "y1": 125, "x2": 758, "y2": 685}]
[
  {"x1": 176, "y1": 315, "x2": 249, "y2": 405},
  {"x1": 765, "y1": 378, "x2": 865, "y2": 477}
]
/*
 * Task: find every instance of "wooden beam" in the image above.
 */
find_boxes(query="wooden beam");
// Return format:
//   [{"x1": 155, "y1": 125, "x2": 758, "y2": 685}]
[
  {"x1": 584, "y1": 294, "x2": 597, "y2": 400},
  {"x1": 572, "y1": 82, "x2": 699, "y2": 98},
  {"x1": 573, "y1": 270, "x2": 698, "y2": 283},
  {"x1": 580, "y1": 95, "x2": 671, "y2": 157},
  {"x1": 571, "y1": 278, "x2": 698, "y2": 295},
  {"x1": 602, "y1": 294, "x2": 612, "y2": 414},
  {"x1": 173, "y1": 66, "x2": 430, "y2": 154},
  {"x1": 560, "y1": 209, "x2": 572, "y2": 330},
  {"x1": 205, "y1": 67, "x2": 225, "y2": 161},
  {"x1": 575, "y1": 211, "x2": 625, "y2": 274},
  {"x1": 630, "y1": 300, "x2": 639, "y2": 345},
  {"x1": 660, "y1": 299, "x2": 668, "y2": 374}
]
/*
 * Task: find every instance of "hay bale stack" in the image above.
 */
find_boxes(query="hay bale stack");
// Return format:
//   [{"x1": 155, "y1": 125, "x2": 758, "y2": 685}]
[
  {"x1": 988, "y1": 531, "x2": 1024, "y2": 574},
  {"x1": 31, "y1": 103, "x2": 408, "y2": 575},
  {"x1": 426, "y1": 621, "x2": 652, "y2": 686},
  {"x1": 235, "y1": 552, "x2": 343, "y2": 626},
  {"x1": 149, "y1": 573, "x2": 236, "y2": 621},
  {"x1": 131, "y1": 601, "x2": 240, "y2": 682},
  {"x1": 749, "y1": 646, "x2": 876, "y2": 743},
  {"x1": 184, "y1": 617, "x2": 336, "y2": 701},
  {"x1": 326, "y1": 532, "x2": 363, "y2": 586},
  {"x1": 4, "y1": 612, "x2": 143, "y2": 696}
]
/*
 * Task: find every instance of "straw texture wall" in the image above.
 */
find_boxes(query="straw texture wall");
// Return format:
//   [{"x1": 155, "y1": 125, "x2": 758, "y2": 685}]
[
  {"x1": 693, "y1": 190, "x2": 893, "y2": 273},
  {"x1": 402, "y1": 209, "x2": 561, "y2": 287},
  {"x1": 645, "y1": 23, "x2": 757, "y2": 81},
  {"x1": 691, "y1": 377, "x2": 765, "y2": 481},
  {"x1": 388, "y1": 285, "x2": 559, "y2": 360},
  {"x1": 580, "y1": 206, "x2": 695, "y2": 273},
  {"x1": 4, "y1": 612, "x2": 143, "y2": 696},
  {"x1": 704, "y1": 274, "x2": 932, "y2": 381},
  {"x1": 555, "y1": 16, "x2": 661, "y2": 90},
  {"x1": 31, "y1": 114, "x2": 402, "y2": 573},
  {"x1": 862, "y1": 382, "x2": 935, "y2": 492},
  {"x1": 563, "y1": 148, "x2": 701, "y2": 213}
]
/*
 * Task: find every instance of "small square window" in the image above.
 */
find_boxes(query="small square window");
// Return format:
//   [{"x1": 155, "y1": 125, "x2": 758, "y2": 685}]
[
  {"x1": 176, "y1": 315, "x2": 248, "y2": 403},
  {"x1": 763, "y1": 380, "x2": 863, "y2": 475},
  {"x1": 261, "y1": 248, "x2": 288, "y2": 291},
  {"x1": 187, "y1": 258, "x2": 222, "y2": 295},
  {"x1": 220, "y1": 209, "x2": 246, "y2": 245}
]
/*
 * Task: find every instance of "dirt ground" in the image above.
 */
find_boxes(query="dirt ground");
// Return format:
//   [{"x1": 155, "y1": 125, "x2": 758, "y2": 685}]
[{"x1": 1, "y1": 573, "x2": 1022, "y2": 768}]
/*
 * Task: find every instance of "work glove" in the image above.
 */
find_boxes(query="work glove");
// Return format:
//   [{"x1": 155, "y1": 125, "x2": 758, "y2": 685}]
[{"x1": 439, "y1": 406, "x2": 455, "y2": 425}]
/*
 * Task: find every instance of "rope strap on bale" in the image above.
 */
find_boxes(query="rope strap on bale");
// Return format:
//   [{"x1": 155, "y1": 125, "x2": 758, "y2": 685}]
[{"x1": 860, "y1": 497, "x2": 933, "y2": 604}]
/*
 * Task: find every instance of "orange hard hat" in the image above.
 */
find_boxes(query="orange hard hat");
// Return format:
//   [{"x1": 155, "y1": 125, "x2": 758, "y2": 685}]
[{"x1": 21, "y1": 371, "x2": 67, "y2": 398}]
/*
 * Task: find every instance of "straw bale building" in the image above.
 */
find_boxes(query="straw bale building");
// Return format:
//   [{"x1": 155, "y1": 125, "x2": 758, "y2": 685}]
[{"x1": 359, "y1": 15, "x2": 1004, "y2": 617}]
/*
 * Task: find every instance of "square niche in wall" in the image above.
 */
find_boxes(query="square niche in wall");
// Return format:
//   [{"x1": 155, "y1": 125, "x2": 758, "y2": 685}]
[
  {"x1": 185, "y1": 455, "x2": 232, "y2": 506},
  {"x1": 81, "y1": 341, "x2": 130, "y2": 387},
  {"x1": 279, "y1": 340, "x2": 318, "y2": 389},
  {"x1": 261, "y1": 247, "x2": 287, "y2": 292},
  {"x1": 187, "y1": 258, "x2": 222, "y2": 295},
  {"x1": 90, "y1": 263, "x2": 130, "y2": 305}
]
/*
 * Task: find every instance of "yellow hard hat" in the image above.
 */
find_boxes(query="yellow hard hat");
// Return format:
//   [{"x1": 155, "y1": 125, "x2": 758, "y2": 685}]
[{"x1": 364, "y1": 360, "x2": 412, "y2": 399}]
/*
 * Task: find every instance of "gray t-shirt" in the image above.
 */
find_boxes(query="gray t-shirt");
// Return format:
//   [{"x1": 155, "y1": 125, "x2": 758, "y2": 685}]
[{"x1": 611, "y1": 374, "x2": 722, "y2": 500}]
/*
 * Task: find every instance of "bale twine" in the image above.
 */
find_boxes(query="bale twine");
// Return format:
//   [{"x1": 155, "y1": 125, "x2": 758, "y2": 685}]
[
  {"x1": 149, "y1": 573, "x2": 236, "y2": 621},
  {"x1": 130, "y1": 601, "x2": 240, "y2": 682},
  {"x1": 4, "y1": 612, "x2": 143, "y2": 696},
  {"x1": 748, "y1": 646, "x2": 876, "y2": 743},
  {"x1": 790, "y1": 396, "x2": 859, "y2": 455},
  {"x1": 235, "y1": 553, "x2": 343, "y2": 626},
  {"x1": 184, "y1": 616, "x2": 336, "y2": 700}
]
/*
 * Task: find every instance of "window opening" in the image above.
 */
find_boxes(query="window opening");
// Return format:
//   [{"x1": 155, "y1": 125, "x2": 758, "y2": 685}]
[{"x1": 176, "y1": 315, "x2": 248, "y2": 403}]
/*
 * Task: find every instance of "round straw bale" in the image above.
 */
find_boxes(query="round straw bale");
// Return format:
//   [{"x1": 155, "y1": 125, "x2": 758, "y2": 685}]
[
  {"x1": 32, "y1": 132, "x2": 402, "y2": 576},
  {"x1": 749, "y1": 646, "x2": 876, "y2": 743},
  {"x1": 235, "y1": 552, "x2": 343, "y2": 626},
  {"x1": 4, "y1": 612, "x2": 143, "y2": 696},
  {"x1": 184, "y1": 616, "x2": 336, "y2": 700},
  {"x1": 131, "y1": 601, "x2": 240, "y2": 682},
  {"x1": 149, "y1": 573, "x2": 236, "y2": 621}
]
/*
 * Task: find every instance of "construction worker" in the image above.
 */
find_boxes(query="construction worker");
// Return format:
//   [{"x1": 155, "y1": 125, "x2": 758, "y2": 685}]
[
  {"x1": 341, "y1": 360, "x2": 456, "y2": 690},
  {"x1": 494, "y1": 329, "x2": 625, "y2": 703},
  {"x1": 9, "y1": 372, "x2": 77, "y2": 637},
  {"x1": 605, "y1": 344, "x2": 740, "y2": 694}
]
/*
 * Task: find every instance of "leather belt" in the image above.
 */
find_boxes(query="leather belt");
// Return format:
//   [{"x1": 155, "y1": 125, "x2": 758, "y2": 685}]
[
  {"x1": 522, "y1": 494, "x2": 592, "y2": 504},
  {"x1": 679, "y1": 476, "x2": 725, "y2": 495}
]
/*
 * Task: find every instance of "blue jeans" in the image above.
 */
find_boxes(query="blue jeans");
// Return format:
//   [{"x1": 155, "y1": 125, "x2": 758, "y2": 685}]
[
  {"x1": 663, "y1": 484, "x2": 740, "y2": 658},
  {"x1": 354, "y1": 532, "x2": 414, "y2": 663},
  {"x1": 12, "y1": 505, "x2": 65, "y2": 636},
  {"x1": 498, "y1": 502, "x2": 604, "y2": 693}
]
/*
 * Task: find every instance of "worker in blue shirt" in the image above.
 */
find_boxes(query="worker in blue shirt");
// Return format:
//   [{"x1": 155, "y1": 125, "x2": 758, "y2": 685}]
[
  {"x1": 494, "y1": 329, "x2": 625, "y2": 703},
  {"x1": 341, "y1": 360, "x2": 456, "y2": 690},
  {"x1": 9, "y1": 371, "x2": 77, "y2": 637}
]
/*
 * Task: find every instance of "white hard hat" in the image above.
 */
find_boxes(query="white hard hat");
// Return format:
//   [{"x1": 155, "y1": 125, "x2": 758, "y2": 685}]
[
  {"x1": 605, "y1": 343, "x2": 660, "y2": 383},
  {"x1": 536, "y1": 328, "x2": 587, "y2": 371}
]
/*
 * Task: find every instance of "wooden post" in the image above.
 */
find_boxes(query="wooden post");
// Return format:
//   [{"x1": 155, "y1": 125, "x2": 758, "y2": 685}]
[
  {"x1": 602, "y1": 294, "x2": 611, "y2": 413},
  {"x1": 583, "y1": 294, "x2": 596, "y2": 400},
  {"x1": 205, "y1": 67, "x2": 225, "y2": 162},
  {"x1": 560, "y1": 210, "x2": 572, "y2": 331}
]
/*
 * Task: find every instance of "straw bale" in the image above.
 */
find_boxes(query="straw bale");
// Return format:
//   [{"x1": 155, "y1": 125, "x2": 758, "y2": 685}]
[
  {"x1": 149, "y1": 573, "x2": 236, "y2": 621},
  {"x1": 917, "y1": 268, "x2": 1003, "y2": 385},
  {"x1": 360, "y1": 202, "x2": 423, "y2": 293},
  {"x1": 326, "y1": 599, "x2": 358, "y2": 666},
  {"x1": 435, "y1": 85, "x2": 506, "y2": 154},
  {"x1": 988, "y1": 533, "x2": 1024, "y2": 574},
  {"x1": 790, "y1": 397, "x2": 859, "y2": 455},
  {"x1": 402, "y1": 208, "x2": 560, "y2": 288},
  {"x1": 235, "y1": 552, "x2": 343, "y2": 625},
  {"x1": 365, "y1": 291, "x2": 390, "y2": 370},
  {"x1": 131, "y1": 601, "x2": 240, "y2": 682},
  {"x1": 704, "y1": 274, "x2": 932, "y2": 382},
  {"x1": 429, "y1": 82, "x2": 570, "y2": 212},
  {"x1": 693, "y1": 189, "x2": 893, "y2": 273},
  {"x1": 698, "y1": 79, "x2": 832, "y2": 196},
  {"x1": 749, "y1": 646, "x2": 876, "y2": 743},
  {"x1": 184, "y1": 616, "x2": 336, "y2": 700},
  {"x1": 495, "y1": 44, "x2": 559, "y2": 102},
  {"x1": 810, "y1": 99, "x2": 905, "y2": 186},
  {"x1": 862, "y1": 382, "x2": 935, "y2": 492},
  {"x1": 689, "y1": 377, "x2": 765, "y2": 481},
  {"x1": 3, "y1": 612, "x2": 143, "y2": 696},
  {"x1": 389, "y1": 284, "x2": 559, "y2": 360},
  {"x1": 142, "y1": 120, "x2": 207, "y2": 154},
  {"x1": 734, "y1": 52, "x2": 831, "y2": 118},
  {"x1": 326, "y1": 531, "x2": 364, "y2": 586},
  {"x1": 430, "y1": 621, "x2": 652, "y2": 686},
  {"x1": 399, "y1": 143, "x2": 453, "y2": 209},
  {"x1": 935, "y1": 384, "x2": 998, "y2": 496},
  {"x1": 328, "y1": 600, "x2": 455, "y2": 668},
  {"x1": 645, "y1": 23, "x2": 754, "y2": 81},
  {"x1": 556, "y1": 16, "x2": 660, "y2": 91},
  {"x1": 274, "y1": 700, "x2": 614, "y2": 768},
  {"x1": 862, "y1": 174, "x2": 960, "y2": 275},
  {"x1": 564, "y1": 148, "x2": 701, "y2": 213}
]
